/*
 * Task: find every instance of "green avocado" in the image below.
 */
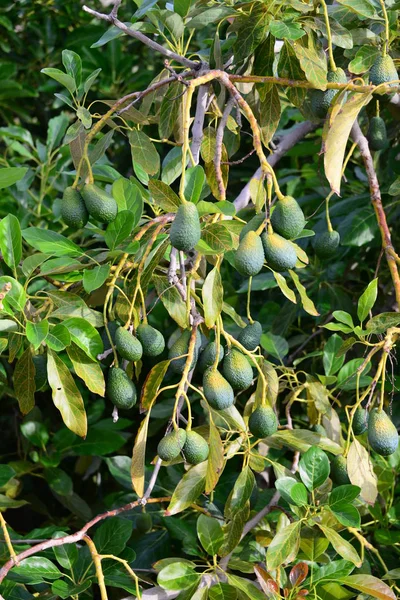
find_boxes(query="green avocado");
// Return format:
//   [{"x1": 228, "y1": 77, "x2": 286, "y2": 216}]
[
  {"x1": 107, "y1": 367, "x2": 137, "y2": 409},
  {"x1": 261, "y1": 232, "x2": 297, "y2": 271},
  {"x1": 330, "y1": 455, "x2": 350, "y2": 485},
  {"x1": 157, "y1": 428, "x2": 187, "y2": 462},
  {"x1": 310, "y1": 68, "x2": 347, "y2": 119},
  {"x1": 81, "y1": 183, "x2": 118, "y2": 224},
  {"x1": 137, "y1": 324, "x2": 165, "y2": 357},
  {"x1": 248, "y1": 405, "x2": 278, "y2": 439},
  {"x1": 239, "y1": 212, "x2": 265, "y2": 241},
  {"x1": 235, "y1": 231, "x2": 265, "y2": 277},
  {"x1": 61, "y1": 187, "x2": 88, "y2": 229},
  {"x1": 313, "y1": 230, "x2": 340, "y2": 259},
  {"x1": 182, "y1": 430, "x2": 210, "y2": 464},
  {"x1": 369, "y1": 55, "x2": 398, "y2": 88},
  {"x1": 170, "y1": 203, "x2": 201, "y2": 252},
  {"x1": 237, "y1": 321, "x2": 262, "y2": 351},
  {"x1": 197, "y1": 341, "x2": 224, "y2": 373},
  {"x1": 203, "y1": 367, "x2": 235, "y2": 410},
  {"x1": 367, "y1": 116, "x2": 387, "y2": 151},
  {"x1": 368, "y1": 408, "x2": 399, "y2": 456},
  {"x1": 168, "y1": 329, "x2": 202, "y2": 374},
  {"x1": 136, "y1": 513, "x2": 153, "y2": 533},
  {"x1": 115, "y1": 327, "x2": 143, "y2": 362},
  {"x1": 222, "y1": 348, "x2": 253, "y2": 391},
  {"x1": 353, "y1": 407, "x2": 369, "y2": 436},
  {"x1": 270, "y1": 196, "x2": 305, "y2": 240}
]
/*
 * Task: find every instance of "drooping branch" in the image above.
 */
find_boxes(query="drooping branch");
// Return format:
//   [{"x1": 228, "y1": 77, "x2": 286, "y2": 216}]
[{"x1": 351, "y1": 121, "x2": 400, "y2": 307}]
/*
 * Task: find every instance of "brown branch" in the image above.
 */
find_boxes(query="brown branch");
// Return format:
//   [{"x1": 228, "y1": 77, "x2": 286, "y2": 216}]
[
  {"x1": 191, "y1": 85, "x2": 209, "y2": 165},
  {"x1": 214, "y1": 98, "x2": 235, "y2": 201},
  {"x1": 351, "y1": 121, "x2": 400, "y2": 308}
]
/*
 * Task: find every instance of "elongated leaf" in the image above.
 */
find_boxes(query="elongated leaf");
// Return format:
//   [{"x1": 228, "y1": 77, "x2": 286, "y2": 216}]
[
  {"x1": 299, "y1": 445, "x2": 330, "y2": 491},
  {"x1": 202, "y1": 267, "x2": 223, "y2": 328},
  {"x1": 357, "y1": 278, "x2": 378, "y2": 322},
  {"x1": 225, "y1": 466, "x2": 255, "y2": 518},
  {"x1": 14, "y1": 348, "x2": 36, "y2": 415},
  {"x1": 289, "y1": 270, "x2": 319, "y2": 316},
  {"x1": 206, "y1": 421, "x2": 224, "y2": 493},
  {"x1": 67, "y1": 343, "x2": 105, "y2": 397},
  {"x1": 61, "y1": 317, "x2": 103, "y2": 360},
  {"x1": 148, "y1": 179, "x2": 181, "y2": 212},
  {"x1": 167, "y1": 461, "x2": 208, "y2": 515},
  {"x1": 347, "y1": 439, "x2": 378, "y2": 505},
  {"x1": 153, "y1": 275, "x2": 189, "y2": 328},
  {"x1": 273, "y1": 272, "x2": 296, "y2": 304},
  {"x1": 342, "y1": 575, "x2": 396, "y2": 600},
  {"x1": 0, "y1": 214, "x2": 22, "y2": 270},
  {"x1": 130, "y1": 128, "x2": 160, "y2": 175},
  {"x1": 83, "y1": 265, "x2": 110, "y2": 294},
  {"x1": 105, "y1": 211, "x2": 135, "y2": 250},
  {"x1": 47, "y1": 350, "x2": 87, "y2": 437},
  {"x1": 26, "y1": 320, "x2": 49, "y2": 350},
  {"x1": 22, "y1": 228, "x2": 82, "y2": 257},
  {"x1": 266, "y1": 521, "x2": 302, "y2": 570},
  {"x1": 317, "y1": 524, "x2": 362, "y2": 566},
  {"x1": 41, "y1": 67, "x2": 76, "y2": 93},
  {"x1": 197, "y1": 515, "x2": 223, "y2": 555},
  {"x1": 0, "y1": 167, "x2": 28, "y2": 189},
  {"x1": 140, "y1": 359, "x2": 171, "y2": 410},
  {"x1": 131, "y1": 411, "x2": 151, "y2": 497}
]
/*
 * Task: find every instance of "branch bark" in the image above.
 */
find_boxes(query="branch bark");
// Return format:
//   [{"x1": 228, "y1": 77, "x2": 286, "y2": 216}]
[
  {"x1": 214, "y1": 98, "x2": 236, "y2": 201},
  {"x1": 191, "y1": 85, "x2": 209, "y2": 165},
  {"x1": 351, "y1": 121, "x2": 400, "y2": 308}
]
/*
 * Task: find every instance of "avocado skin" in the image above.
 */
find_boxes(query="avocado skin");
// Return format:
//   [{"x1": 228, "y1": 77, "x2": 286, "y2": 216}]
[
  {"x1": 136, "y1": 513, "x2": 153, "y2": 533},
  {"x1": 369, "y1": 55, "x2": 398, "y2": 88},
  {"x1": 168, "y1": 329, "x2": 202, "y2": 374},
  {"x1": 137, "y1": 324, "x2": 165, "y2": 357},
  {"x1": 368, "y1": 408, "x2": 399, "y2": 456},
  {"x1": 203, "y1": 367, "x2": 235, "y2": 410},
  {"x1": 235, "y1": 231, "x2": 265, "y2": 276},
  {"x1": 261, "y1": 232, "x2": 297, "y2": 271},
  {"x1": 170, "y1": 203, "x2": 201, "y2": 252},
  {"x1": 81, "y1": 183, "x2": 118, "y2": 224},
  {"x1": 239, "y1": 213, "x2": 265, "y2": 241},
  {"x1": 367, "y1": 117, "x2": 387, "y2": 151},
  {"x1": 311, "y1": 68, "x2": 347, "y2": 119},
  {"x1": 115, "y1": 327, "x2": 143, "y2": 362},
  {"x1": 330, "y1": 455, "x2": 350, "y2": 485},
  {"x1": 222, "y1": 348, "x2": 253, "y2": 391},
  {"x1": 157, "y1": 428, "x2": 187, "y2": 461},
  {"x1": 313, "y1": 230, "x2": 340, "y2": 259},
  {"x1": 353, "y1": 407, "x2": 369, "y2": 436},
  {"x1": 248, "y1": 405, "x2": 278, "y2": 438},
  {"x1": 107, "y1": 367, "x2": 137, "y2": 409},
  {"x1": 270, "y1": 196, "x2": 305, "y2": 240},
  {"x1": 61, "y1": 187, "x2": 88, "y2": 229},
  {"x1": 183, "y1": 431, "x2": 210, "y2": 464},
  {"x1": 238, "y1": 321, "x2": 262, "y2": 351},
  {"x1": 198, "y1": 341, "x2": 224, "y2": 373}
]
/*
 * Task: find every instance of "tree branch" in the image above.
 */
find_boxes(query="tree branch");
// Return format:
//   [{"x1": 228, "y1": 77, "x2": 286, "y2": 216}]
[
  {"x1": 191, "y1": 85, "x2": 209, "y2": 165},
  {"x1": 351, "y1": 121, "x2": 400, "y2": 307},
  {"x1": 214, "y1": 98, "x2": 235, "y2": 201}
]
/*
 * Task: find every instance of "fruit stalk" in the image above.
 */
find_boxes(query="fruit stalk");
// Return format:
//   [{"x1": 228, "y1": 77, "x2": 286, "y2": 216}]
[
  {"x1": 379, "y1": 0, "x2": 390, "y2": 56},
  {"x1": 320, "y1": 0, "x2": 336, "y2": 72}
]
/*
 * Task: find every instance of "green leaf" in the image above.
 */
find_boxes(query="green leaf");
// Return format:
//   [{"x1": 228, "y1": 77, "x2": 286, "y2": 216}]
[
  {"x1": 112, "y1": 178, "x2": 143, "y2": 225},
  {"x1": 153, "y1": 275, "x2": 189, "y2": 328},
  {"x1": 336, "y1": 0, "x2": 376, "y2": 18},
  {"x1": 342, "y1": 575, "x2": 396, "y2": 600},
  {"x1": 61, "y1": 317, "x2": 103, "y2": 360},
  {"x1": 67, "y1": 343, "x2": 105, "y2": 397},
  {"x1": 266, "y1": 521, "x2": 302, "y2": 570},
  {"x1": 272, "y1": 271, "x2": 297, "y2": 303},
  {"x1": 51, "y1": 580, "x2": 91, "y2": 599},
  {"x1": 26, "y1": 320, "x2": 49, "y2": 350},
  {"x1": 83, "y1": 264, "x2": 110, "y2": 294},
  {"x1": 197, "y1": 201, "x2": 236, "y2": 217},
  {"x1": 270, "y1": 20, "x2": 305, "y2": 40},
  {"x1": 52, "y1": 532, "x2": 78, "y2": 570},
  {"x1": 226, "y1": 575, "x2": 266, "y2": 600},
  {"x1": 329, "y1": 485, "x2": 360, "y2": 507},
  {"x1": 366, "y1": 312, "x2": 400, "y2": 334},
  {"x1": 225, "y1": 466, "x2": 255, "y2": 518},
  {"x1": 275, "y1": 477, "x2": 308, "y2": 507},
  {"x1": 260, "y1": 333, "x2": 289, "y2": 360},
  {"x1": 46, "y1": 324, "x2": 71, "y2": 352},
  {"x1": 294, "y1": 42, "x2": 327, "y2": 90},
  {"x1": 312, "y1": 560, "x2": 355, "y2": 583},
  {"x1": 157, "y1": 562, "x2": 200, "y2": 591},
  {"x1": 129, "y1": 128, "x2": 160, "y2": 175},
  {"x1": 348, "y1": 45, "x2": 380, "y2": 74},
  {"x1": 299, "y1": 446, "x2": 330, "y2": 491},
  {"x1": 0, "y1": 214, "x2": 22, "y2": 270},
  {"x1": 333, "y1": 310, "x2": 354, "y2": 328},
  {"x1": 233, "y1": 5, "x2": 268, "y2": 63},
  {"x1": 11, "y1": 557, "x2": 62, "y2": 583},
  {"x1": 47, "y1": 349, "x2": 87, "y2": 438},
  {"x1": 62, "y1": 49, "x2": 82, "y2": 87},
  {"x1": 94, "y1": 517, "x2": 133, "y2": 555},
  {"x1": 0, "y1": 465, "x2": 16, "y2": 487},
  {"x1": 202, "y1": 267, "x2": 223, "y2": 328},
  {"x1": 323, "y1": 334, "x2": 346, "y2": 376},
  {"x1": 22, "y1": 228, "x2": 82, "y2": 257},
  {"x1": 21, "y1": 421, "x2": 49, "y2": 447},
  {"x1": 219, "y1": 504, "x2": 249, "y2": 557},
  {"x1": 44, "y1": 468, "x2": 73, "y2": 496},
  {"x1": 0, "y1": 167, "x2": 28, "y2": 189},
  {"x1": 14, "y1": 348, "x2": 36, "y2": 415},
  {"x1": 167, "y1": 461, "x2": 208, "y2": 516},
  {"x1": 268, "y1": 429, "x2": 342, "y2": 455},
  {"x1": 41, "y1": 67, "x2": 76, "y2": 94},
  {"x1": 188, "y1": 7, "x2": 235, "y2": 29},
  {"x1": 329, "y1": 502, "x2": 361, "y2": 528},
  {"x1": 317, "y1": 525, "x2": 362, "y2": 566},
  {"x1": 198, "y1": 223, "x2": 234, "y2": 255},
  {"x1": 149, "y1": 179, "x2": 181, "y2": 212},
  {"x1": 105, "y1": 210, "x2": 135, "y2": 250},
  {"x1": 159, "y1": 82, "x2": 183, "y2": 140},
  {"x1": 184, "y1": 166, "x2": 205, "y2": 204},
  {"x1": 259, "y1": 85, "x2": 281, "y2": 146},
  {"x1": 197, "y1": 515, "x2": 223, "y2": 555}
]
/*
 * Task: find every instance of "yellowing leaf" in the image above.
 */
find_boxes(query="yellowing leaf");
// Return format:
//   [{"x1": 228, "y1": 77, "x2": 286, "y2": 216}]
[
  {"x1": 202, "y1": 267, "x2": 223, "y2": 328},
  {"x1": 206, "y1": 421, "x2": 224, "y2": 493},
  {"x1": 342, "y1": 575, "x2": 396, "y2": 600},
  {"x1": 166, "y1": 461, "x2": 208, "y2": 516},
  {"x1": 347, "y1": 438, "x2": 378, "y2": 505},
  {"x1": 317, "y1": 524, "x2": 362, "y2": 567},
  {"x1": 66, "y1": 343, "x2": 105, "y2": 397},
  {"x1": 140, "y1": 359, "x2": 171, "y2": 410},
  {"x1": 273, "y1": 272, "x2": 296, "y2": 304},
  {"x1": 289, "y1": 270, "x2": 319, "y2": 316},
  {"x1": 131, "y1": 411, "x2": 151, "y2": 497},
  {"x1": 266, "y1": 521, "x2": 301, "y2": 570}
]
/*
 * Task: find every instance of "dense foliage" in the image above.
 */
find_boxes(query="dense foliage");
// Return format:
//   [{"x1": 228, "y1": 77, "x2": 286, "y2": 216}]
[{"x1": 1, "y1": 1, "x2": 400, "y2": 599}]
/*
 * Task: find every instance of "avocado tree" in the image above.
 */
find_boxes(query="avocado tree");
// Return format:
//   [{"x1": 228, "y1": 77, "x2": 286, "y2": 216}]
[{"x1": 1, "y1": 0, "x2": 400, "y2": 599}]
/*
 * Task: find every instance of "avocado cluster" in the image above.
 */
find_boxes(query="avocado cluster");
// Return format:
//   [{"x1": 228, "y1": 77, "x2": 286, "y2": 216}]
[
  {"x1": 61, "y1": 183, "x2": 118, "y2": 228},
  {"x1": 157, "y1": 428, "x2": 209, "y2": 465}
]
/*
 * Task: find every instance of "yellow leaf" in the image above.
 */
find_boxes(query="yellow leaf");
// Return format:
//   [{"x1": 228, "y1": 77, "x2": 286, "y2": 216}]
[
  {"x1": 131, "y1": 411, "x2": 151, "y2": 497},
  {"x1": 347, "y1": 439, "x2": 378, "y2": 505}
]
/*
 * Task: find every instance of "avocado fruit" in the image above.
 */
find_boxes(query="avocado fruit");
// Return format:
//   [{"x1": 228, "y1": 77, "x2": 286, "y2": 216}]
[
  {"x1": 369, "y1": 55, "x2": 398, "y2": 88},
  {"x1": 137, "y1": 324, "x2": 165, "y2": 357},
  {"x1": 310, "y1": 68, "x2": 347, "y2": 119},
  {"x1": 239, "y1": 212, "x2": 265, "y2": 241},
  {"x1": 168, "y1": 329, "x2": 202, "y2": 374},
  {"x1": 107, "y1": 367, "x2": 137, "y2": 409},
  {"x1": 330, "y1": 455, "x2": 350, "y2": 485},
  {"x1": 353, "y1": 407, "x2": 369, "y2": 436},
  {"x1": 197, "y1": 341, "x2": 224, "y2": 373},
  {"x1": 81, "y1": 183, "x2": 118, "y2": 224},
  {"x1": 136, "y1": 512, "x2": 152, "y2": 533},
  {"x1": 157, "y1": 428, "x2": 187, "y2": 462},
  {"x1": 238, "y1": 321, "x2": 262, "y2": 351},
  {"x1": 248, "y1": 405, "x2": 278, "y2": 438},
  {"x1": 170, "y1": 203, "x2": 201, "y2": 252},
  {"x1": 367, "y1": 116, "x2": 387, "y2": 151},
  {"x1": 61, "y1": 187, "x2": 88, "y2": 229},
  {"x1": 368, "y1": 408, "x2": 399, "y2": 456},
  {"x1": 270, "y1": 196, "x2": 305, "y2": 240},
  {"x1": 235, "y1": 231, "x2": 265, "y2": 276},
  {"x1": 261, "y1": 232, "x2": 297, "y2": 271},
  {"x1": 182, "y1": 430, "x2": 209, "y2": 464},
  {"x1": 313, "y1": 230, "x2": 340, "y2": 259},
  {"x1": 115, "y1": 326, "x2": 143, "y2": 362},
  {"x1": 222, "y1": 348, "x2": 253, "y2": 391},
  {"x1": 203, "y1": 367, "x2": 235, "y2": 410}
]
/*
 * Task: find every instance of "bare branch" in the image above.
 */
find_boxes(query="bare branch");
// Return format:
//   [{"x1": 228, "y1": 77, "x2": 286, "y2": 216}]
[
  {"x1": 191, "y1": 85, "x2": 209, "y2": 165},
  {"x1": 214, "y1": 97, "x2": 236, "y2": 201}
]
